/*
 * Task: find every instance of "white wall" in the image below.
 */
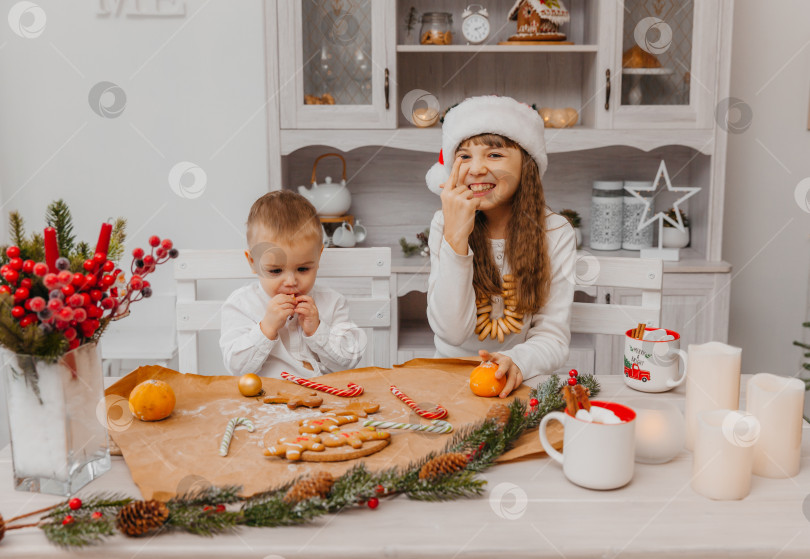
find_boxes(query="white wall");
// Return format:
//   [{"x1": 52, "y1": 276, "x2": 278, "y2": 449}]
[
  {"x1": 724, "y1": 0, "x2": 810, "y2": 379},
  {"x1": 0, "y1": 0, "x2": 270, "y2": 447}
]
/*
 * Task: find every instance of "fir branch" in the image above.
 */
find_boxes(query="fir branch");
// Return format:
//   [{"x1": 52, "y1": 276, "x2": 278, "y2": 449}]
[
  {"x1": 400, "y1": 470, "x2": 486, "y2": 501},
  {"x1": 24, "y1": 232, "x2": 45, "y2": 263},
  {"x1": 107, "y1": 217, "x2": 127, "y2": 262},
  {"x1": 322, "y1": 464, "x2": 377, "y2": 512},
  {"x1": 241, "y1": 492, "x2": 327, "y2": 527},
  {"x1": 40, "y1": 493, "x2": 133, "y2": 549},
  {"x1": 69, "y1": 241, "x2": 93, "y2": 272},
  {"x1": 169, "y1": 485, "x2": 243, "y2": 507},
  {"x1": 9, "y1": 210, "x2": 25, "y2": 247},
  {"x1": 45, "y1": 199, "x2": 76, "y2": 256},
  {"x1": 43, "y1": 494, "x2": 134, "y2": 519},
  {"x1": 40, "y1": 516, "x2": 117, "y2": 548},
  {"x1": 165, "y1": 508, "x2": 242, "y2": 536}
]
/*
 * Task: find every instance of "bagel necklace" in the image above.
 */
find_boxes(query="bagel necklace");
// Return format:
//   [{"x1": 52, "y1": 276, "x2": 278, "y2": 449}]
[{"x1": 475, "y1": 273, "x2": 524, "y2": 343}]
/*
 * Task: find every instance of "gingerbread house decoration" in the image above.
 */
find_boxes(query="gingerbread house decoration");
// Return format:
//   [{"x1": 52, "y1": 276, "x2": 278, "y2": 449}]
[{"x1": 507, "y1": 0, "x2": 570, "y2": 42}]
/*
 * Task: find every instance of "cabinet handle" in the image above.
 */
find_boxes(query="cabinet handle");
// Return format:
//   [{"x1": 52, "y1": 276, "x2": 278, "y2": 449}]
[
  {"x1": 605, "y1": 69, "x2": 611, "y2": 111},
  {"x1": 384, "y1": 68, "x2": 390, "y2": 109}
]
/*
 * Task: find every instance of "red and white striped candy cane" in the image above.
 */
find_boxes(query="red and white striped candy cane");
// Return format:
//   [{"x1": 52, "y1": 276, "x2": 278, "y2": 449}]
[
  {"x1": 389, "y1": 385, "x2": 448, "y2": 420},
  {"x1": 280, "y1": 371, "x2": 364, "y2": 397}
]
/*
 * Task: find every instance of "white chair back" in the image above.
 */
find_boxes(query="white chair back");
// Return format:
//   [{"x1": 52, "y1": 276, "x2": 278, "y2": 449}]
[
  {"x1": 564, "y1": 255, "x2": 663, "y2": 375},
  {"x1": 174, "y1": 248, "x2": 391, "y2": 374}
]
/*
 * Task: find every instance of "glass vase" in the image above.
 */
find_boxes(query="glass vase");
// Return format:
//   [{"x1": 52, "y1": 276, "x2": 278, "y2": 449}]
[{"x1": 1, "y1": 341, "x2": 111, "y2": 495}]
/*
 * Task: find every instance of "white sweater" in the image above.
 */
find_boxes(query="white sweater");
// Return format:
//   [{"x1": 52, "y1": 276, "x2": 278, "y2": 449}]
[
  {"x1": 219, "y1": 282, "x2": 365, "y2": 378},
  {"x1": 426, "y1": 209, "x2": 576, "y2": 379}
]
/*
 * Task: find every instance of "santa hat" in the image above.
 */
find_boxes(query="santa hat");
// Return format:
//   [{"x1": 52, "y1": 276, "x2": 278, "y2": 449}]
[{"x1": 425, "y1": 95, "x2": 548, "y2": 195}]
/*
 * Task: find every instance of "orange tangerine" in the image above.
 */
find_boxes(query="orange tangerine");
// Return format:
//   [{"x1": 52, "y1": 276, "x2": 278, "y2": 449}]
[{"x1": 469, "y1": 362, "x2": 507, "y2": 397}]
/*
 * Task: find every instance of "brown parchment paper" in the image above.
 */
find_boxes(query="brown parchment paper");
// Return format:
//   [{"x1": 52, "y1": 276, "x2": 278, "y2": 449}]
[{"x1": 105, "y1": 358, "x2": 562, "y2": 500}]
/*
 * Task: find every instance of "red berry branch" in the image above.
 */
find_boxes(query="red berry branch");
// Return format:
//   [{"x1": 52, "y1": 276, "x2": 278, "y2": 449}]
[{"x1": 0, "y1": 225, "x2": 178, "y2": 352}]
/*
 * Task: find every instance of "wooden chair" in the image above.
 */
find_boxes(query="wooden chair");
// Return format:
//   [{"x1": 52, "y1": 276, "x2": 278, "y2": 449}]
[
  {"x1": 174, "y1": 248, "x2": 391, "y2": 374},
  {"x1": 562, "y1": 255, "x2": 663, "y2": 375}
]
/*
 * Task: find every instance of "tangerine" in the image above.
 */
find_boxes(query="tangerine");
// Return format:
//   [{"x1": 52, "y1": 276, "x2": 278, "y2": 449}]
[
  {"x1": 128, "y1": 379, "x2": 176, "y2": 421},
  {"x1": 469, "y1": 361, "x2": 507, "y2": 397}
]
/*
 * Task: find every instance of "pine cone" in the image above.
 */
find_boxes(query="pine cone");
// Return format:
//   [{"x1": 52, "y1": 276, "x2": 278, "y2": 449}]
[
  {"x1": 419, "y1": 452, "x2": 469, "y2": 481},
  {"x1": 116, "y1": 500, "x2": 169, "y2": 537},
  {"x1": 284, "y1": 471, "x2": 334, "y2": 504},
  {"x1": 486, "y1": 404, "x2": 511, "y2": 430}
]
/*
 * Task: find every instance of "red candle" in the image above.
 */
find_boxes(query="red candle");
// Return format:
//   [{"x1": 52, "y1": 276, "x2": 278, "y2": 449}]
[
  {"x1": 44, "y1": 227, "x2": 59, "y2": 273},
  {"x1": 95, "y1": 222, "x2": 112, "y2": 256}
]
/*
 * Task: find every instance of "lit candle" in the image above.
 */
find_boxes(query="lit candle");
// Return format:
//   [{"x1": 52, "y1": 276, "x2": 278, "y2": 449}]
[
  {"x1": 684, "y1": 341, "x2": 742, "y2": 450},
  {"x1": 95, "y1": 222, "x2": 112, "y2": 256},
  {"x1": 691, "y1": 409, "x2": 759, "y2": 500},
  {"x1": 746, "y1": 373, "x2": 805, "y2": 478},
  {"x1": 43, "y1": 226, "x2": 59, "y2": 272},
  {"x1": 627, "y1": 399, "x2": 685, "y2": 464},
  {"x1": 412, "y1": 107, "x2": 439, "y2": 128}
]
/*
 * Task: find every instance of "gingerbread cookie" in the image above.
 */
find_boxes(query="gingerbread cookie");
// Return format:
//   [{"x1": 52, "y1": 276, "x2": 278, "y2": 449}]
[
  {"x1": 319, "y1": 401, "x2": 380, "y2": 418},
  {"x1": 262, "y1": 427, "x2": 390, "y2": 462},
  {"x1": 263, "y1": 391, "x2": 323, "y2": 409},
  {"x1": 321, "y1": 427, "x2": 390, "y2": 449},
  {"x1": 264, "y1": 434, "x2": 324, "y2": 460},
  {"x1": 299, "y1": 413, "x2": 357, "y2": 434}
]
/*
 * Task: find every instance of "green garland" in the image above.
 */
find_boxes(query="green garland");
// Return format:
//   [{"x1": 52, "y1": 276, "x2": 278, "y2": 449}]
[{"x1": 29, "y1": 374, "x2": 599, "y2": 548}]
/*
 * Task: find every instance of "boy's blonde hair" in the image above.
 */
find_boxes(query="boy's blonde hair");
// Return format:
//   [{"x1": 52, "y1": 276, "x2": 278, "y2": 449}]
[{"x1": 246, "y1": 190, "x2": 322, "y2": 247}]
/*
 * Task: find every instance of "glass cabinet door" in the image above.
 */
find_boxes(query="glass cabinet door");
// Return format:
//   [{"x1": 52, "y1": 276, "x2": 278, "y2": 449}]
[
  {"x1": 608, "y1": 0, "x2": 719, "y2": 128},
  {"x1": 277, "y1": 0, "x2": 396, "y2": 129}
]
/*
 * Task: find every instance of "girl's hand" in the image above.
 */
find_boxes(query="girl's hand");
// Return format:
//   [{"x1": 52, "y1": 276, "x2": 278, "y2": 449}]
[
  {"x1": 260, "y1": 294, "x2": 296, "y2": 340},
  {"x1": 479, "y1": 349, "x2": 524, "y2": 398},
  {"x1": 440, "y1": 156, "x2": 479, "y2": 255},
  {"x1": 294, "y1": 295, "x2": 320, "y2": 337}
]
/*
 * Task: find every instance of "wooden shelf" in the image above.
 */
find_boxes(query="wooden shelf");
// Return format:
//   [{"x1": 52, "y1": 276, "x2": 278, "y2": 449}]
[
  {"x1": 397, "y1": 44, "x2": 599, "y2": 54},
  {"x1": 280, "y1": 128, "x2": 715, "y2": 157}
]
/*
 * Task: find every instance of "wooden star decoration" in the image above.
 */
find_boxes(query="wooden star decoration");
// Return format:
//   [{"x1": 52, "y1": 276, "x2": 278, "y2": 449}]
[{"x1": 623, "y1": 160, "x2": 700, "y2": 234}]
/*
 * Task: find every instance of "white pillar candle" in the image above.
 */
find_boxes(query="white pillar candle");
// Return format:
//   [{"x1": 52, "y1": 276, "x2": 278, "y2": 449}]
[
  {"x1": 746, "y1": 373, "x2": 805, "y2": 478},
  {"x1": 626, "y1": 399, "x2": 685, "y2": 464},
  {"x1": 691, "y1": 409, "x2": 759, "y2": 500},
  {"x1": 684, "y1": 341, "x2": 742, "y2": 450}
]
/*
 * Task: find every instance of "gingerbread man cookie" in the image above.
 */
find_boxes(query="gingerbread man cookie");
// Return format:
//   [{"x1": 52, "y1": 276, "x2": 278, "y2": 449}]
[
  {"x1": 321, "y1": 427, "x2": 390, "y2": 449},
  {"x1": 263, "y1": 391, "x2": 323, "y2": 409},
  {"x1": 264, "y1": 434, "x2": 324, "y2": 460},
  {"x1": 299, "y1": 413, "x2": 358, "y2": 434},
  {"x1": 319, "y1": 401, "x2": 380, "y2": 418}
]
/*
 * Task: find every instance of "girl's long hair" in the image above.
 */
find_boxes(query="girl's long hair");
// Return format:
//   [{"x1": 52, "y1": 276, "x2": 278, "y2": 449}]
[{"x1": 464, "y1": 134, "x2": 558, "y2": 315}]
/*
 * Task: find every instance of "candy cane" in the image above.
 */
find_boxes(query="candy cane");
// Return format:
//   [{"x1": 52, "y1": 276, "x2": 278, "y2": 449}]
[
  {"x1": 362, "y1": 419, "x2": 453, "y2": 434},
  {"x1": 389, "y1": 385, "x2": 448, "y2": 420},
  {"x1": 280, "y1": 371, "x2": 364, "y2": 397},
  {"x1": 219, "y1": 417, "x2": 255, "y2": 457}
]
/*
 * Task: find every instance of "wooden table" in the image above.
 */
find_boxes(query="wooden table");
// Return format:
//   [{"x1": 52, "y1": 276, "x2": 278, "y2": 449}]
[{"x1": 2, "y1": 375, "x2": 809, "y2": 558}]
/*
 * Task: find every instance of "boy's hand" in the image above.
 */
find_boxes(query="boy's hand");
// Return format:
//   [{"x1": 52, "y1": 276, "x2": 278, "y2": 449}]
[
  {"x1": 259, "y1": 294, "x2": 296, "y2": 340},
  {"x1": 440, "y1": 156, "x2": 480, "y2": 255},
  {"x1": 479, "y1": 349, "x2": 524, "y2": 398},
  {"x1": 294, "y1": 295, "x2": 320, "y2": 337}
]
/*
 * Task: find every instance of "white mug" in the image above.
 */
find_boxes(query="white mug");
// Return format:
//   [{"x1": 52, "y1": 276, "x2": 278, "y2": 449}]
[
  {"x1": 623, "y1": 328, "x2": 688, "y2": 393},
  {"x1": 539, "y1": 401, "x2": 636, "y2": 490},
  {"x1": 331, "y1": 222, "x2": 367, "y2": 248}
]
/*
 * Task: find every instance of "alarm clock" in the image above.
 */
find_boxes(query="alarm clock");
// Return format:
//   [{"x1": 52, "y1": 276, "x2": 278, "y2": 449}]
[{"x1": 461, "y1": 4, "x2": 490, "y2": 45}]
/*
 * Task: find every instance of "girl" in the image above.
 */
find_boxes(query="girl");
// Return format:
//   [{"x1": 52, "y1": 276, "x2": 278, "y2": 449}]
[{"x1": 425, "y1": 95, "x2": 576, "y2": 397}]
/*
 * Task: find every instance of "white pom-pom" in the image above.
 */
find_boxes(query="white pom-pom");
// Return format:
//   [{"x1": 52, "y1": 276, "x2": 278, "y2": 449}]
[{"x1": 425, "y1": 162, "x2": 449, "y2": 195}]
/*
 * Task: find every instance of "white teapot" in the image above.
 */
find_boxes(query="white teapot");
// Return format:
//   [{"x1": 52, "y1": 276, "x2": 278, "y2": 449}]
[
  {"x1": 331, "y1": 221, "x2": 367, "y2": 248},
  {"x1": 297, "y1": 153, "x2": 352, "y2": 218}
]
